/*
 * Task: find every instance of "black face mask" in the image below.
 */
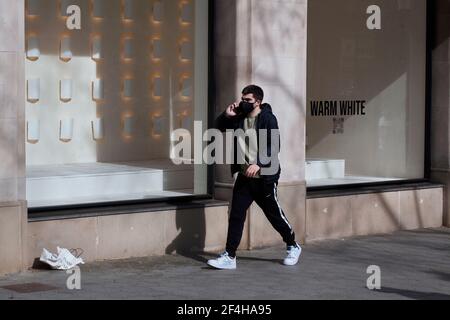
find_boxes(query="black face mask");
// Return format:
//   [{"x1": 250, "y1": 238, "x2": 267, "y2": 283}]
[{"x1": 237, "y1": 101, "x2": 255, "y2": 116}]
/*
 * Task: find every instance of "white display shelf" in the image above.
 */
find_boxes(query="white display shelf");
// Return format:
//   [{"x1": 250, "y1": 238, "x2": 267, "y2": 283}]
[
  {"x1": 307, "y1": 176, "x2": 403, "y2": 187},
  {"x1": 306, "y1": 158, "x2": 346, "y2": 181},
  {"x1": 27, "y1": 160, "x2": 194, "y2": 208}
]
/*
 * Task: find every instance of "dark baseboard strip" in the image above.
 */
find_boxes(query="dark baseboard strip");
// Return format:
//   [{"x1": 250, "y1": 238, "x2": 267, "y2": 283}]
[
  {"x1": 28, "y1": 198, "x2": 230, "y2": 223},
  {"x1": 307, "y1": 181, "x2": 444, "y2": 199}
]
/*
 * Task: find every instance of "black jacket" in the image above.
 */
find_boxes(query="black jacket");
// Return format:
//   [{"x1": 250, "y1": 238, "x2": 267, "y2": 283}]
[{"x1": 215, "y1": 103, "x2": 281, "y2": 183}]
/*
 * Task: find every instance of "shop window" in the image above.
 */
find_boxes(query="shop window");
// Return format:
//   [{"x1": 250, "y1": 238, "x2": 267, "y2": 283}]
[
  {"x1": 25, "y1": 0, "x2": 209, "y2": 208},
  {"x1": 306, "y1": 0, "x2": 427, "y2": 187}
]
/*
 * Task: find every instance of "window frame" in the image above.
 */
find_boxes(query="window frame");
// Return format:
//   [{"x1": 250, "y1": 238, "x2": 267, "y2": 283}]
[
  {"x1": 307, "y1": 0, "x2": 433, "y2": 193},
  {"x1": 27, "y1": 0, "x2": 216, "y2": 216}
]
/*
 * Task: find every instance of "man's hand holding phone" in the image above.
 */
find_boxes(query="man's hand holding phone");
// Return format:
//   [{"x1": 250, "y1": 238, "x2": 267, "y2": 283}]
[{"x1": 225, "y1": 102, "x2": 239, "y2": 118}]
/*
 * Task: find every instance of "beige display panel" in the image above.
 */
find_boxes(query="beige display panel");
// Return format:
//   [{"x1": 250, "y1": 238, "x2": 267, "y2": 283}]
[
  {"x1": 306, "y1": 0, "x2": 426, "y2": 187},
  {"x1": 25, "y1": 0, "x2": 209, "y2": 207}
]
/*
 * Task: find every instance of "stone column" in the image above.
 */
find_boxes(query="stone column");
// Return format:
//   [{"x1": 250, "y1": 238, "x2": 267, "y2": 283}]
[
  {"x1": 213, "y1": 0, "x2": 308, "y2": 248},
  {"x1": 213, "y1": 0, "x2": 254, "y2": 250},
  {"x1": 0, "y1": 0, "x2": 27, "y2": 275},
  {"x1": 430, "y1": 0, "x2": 450, "y2": 227}
]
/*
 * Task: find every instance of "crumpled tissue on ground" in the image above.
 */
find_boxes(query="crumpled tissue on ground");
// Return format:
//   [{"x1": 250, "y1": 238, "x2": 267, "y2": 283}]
[{"x1": 39, "y1": 247, "x2": 85, "y2": 270}]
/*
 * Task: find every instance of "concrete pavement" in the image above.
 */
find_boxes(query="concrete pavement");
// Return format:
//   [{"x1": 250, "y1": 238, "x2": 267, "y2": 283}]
[{"x1": 0, "y1": 228, "x2": 449, "y2": 300}]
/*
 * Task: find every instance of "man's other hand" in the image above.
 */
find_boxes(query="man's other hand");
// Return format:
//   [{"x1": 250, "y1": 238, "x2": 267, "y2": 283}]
[{"x1": 245, "y1": 164, "x2": 261, "y2": 178}]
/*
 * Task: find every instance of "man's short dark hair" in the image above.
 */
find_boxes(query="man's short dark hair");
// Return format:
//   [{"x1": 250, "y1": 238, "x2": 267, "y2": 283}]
[{"x1": 242, "y1": 85, "x2": 264, "y2": 102}]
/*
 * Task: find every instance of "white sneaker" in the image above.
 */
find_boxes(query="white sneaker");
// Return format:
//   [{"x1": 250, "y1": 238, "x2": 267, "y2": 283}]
[
  {"x1": 207, "y1": 252, "x2": 236, "y2": 270},
  {"x1": 283, "y1": 244, "x2": 302, "y2": 266}
]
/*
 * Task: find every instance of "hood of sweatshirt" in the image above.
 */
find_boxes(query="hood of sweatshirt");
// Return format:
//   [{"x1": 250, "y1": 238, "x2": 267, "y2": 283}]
[{"x1": 260, "y1": 103, "x2": 273, "y2": 113}]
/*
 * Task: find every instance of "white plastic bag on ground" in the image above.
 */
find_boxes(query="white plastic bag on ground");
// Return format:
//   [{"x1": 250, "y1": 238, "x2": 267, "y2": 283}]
[{"x1": 40, "y1": 247, "x2": 85, "y2": 270}]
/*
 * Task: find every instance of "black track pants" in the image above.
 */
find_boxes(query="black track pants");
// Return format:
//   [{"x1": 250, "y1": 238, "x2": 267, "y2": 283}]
[{"x1": 225, "y1": 174, "x2": 296, "y2": 257}]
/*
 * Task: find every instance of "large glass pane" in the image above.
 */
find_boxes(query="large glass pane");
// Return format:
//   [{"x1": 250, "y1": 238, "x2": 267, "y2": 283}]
[
  {"x1": 25, "y1": 0, "x2": 209, "y2": 208},
  {"x1": 306, "y1": 0, "x2": 426, "y2": 187}
]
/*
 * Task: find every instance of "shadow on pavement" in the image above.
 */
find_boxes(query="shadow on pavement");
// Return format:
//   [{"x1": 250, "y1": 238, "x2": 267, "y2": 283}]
[{"x1": 378, "y1": 287, "x2": 450, "y2": 300}]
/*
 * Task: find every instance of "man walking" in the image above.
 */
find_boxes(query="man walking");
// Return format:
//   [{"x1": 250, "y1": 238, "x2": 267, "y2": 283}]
[{"x1": 207, "y1": 85, "x2": 301, "y2": 270}]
